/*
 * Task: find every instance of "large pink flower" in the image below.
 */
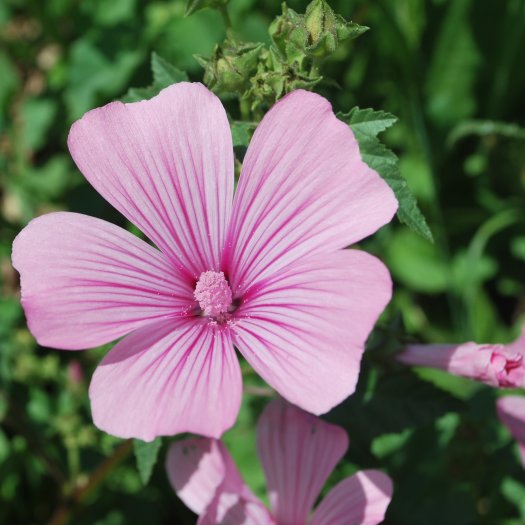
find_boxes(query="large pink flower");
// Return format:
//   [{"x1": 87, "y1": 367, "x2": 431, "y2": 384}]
[
  {"x1": 398, "y1": 328, "x2": 525, "y2": 388},
  {"x1": 167, "y1": 398, "x2": 393, "y2": 525},
  {"x1": 12, "y1": 83, "x2": 397, "y2": 440}
]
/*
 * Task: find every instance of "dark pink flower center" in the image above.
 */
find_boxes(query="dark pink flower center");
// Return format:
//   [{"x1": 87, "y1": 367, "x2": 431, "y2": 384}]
[{"x1": 194, "y1": 271, "x2": 233, "y2": 318}]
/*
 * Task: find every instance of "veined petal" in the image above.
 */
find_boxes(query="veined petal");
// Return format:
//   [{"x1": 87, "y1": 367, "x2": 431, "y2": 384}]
[
  {"x1": 12, "y1": 212, "x2": 192, "y2": 350},
  {"x1": 231, "y1": 250, "x2": 392, "y2": 414},
  {"x1": 89, "y1": 318, "x2": 241, "y2": 440},
  {"x1": 310, "y1": 470, "x2": 393, "y2": 525},
  {"x1": 224, "y1": 90, "x2": 397, "y2": 295},
  {"x1": 256, "y1": 399, "x2": 348, "y2": 525},
  {"x1": 68, "y1": 83, "x2": 234, "y2": 278},
  {"x1": 166, "y1": 436, "x2": 270, "y2": 524},
  {"x1": 199, "y1": 492, "x2": 273, "y2": 525},
  {"x1": 166, "y1": 438, "x2": 247, "y2": 515},
  {"x1": 497, "y1": 395, "x2": 525, "y2": 466}
]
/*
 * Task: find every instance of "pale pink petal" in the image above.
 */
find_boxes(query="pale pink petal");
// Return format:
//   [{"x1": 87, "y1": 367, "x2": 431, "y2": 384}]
[
  {"x1": 398, "y1": 342, "x2": 525, "y2": 388},
  {"x1": 497, "y1": 395, "x2": 525, "y2": 466},
  {"x1": 166, "y1": 438, "x2": 248, "y2": 515},
  {"x1": 223, "y1": 89, "x2": 397, "y2": 295},
  {"x1": 256, "y1": 399, "x2": 348, "y2": 524},
  {"x1": 231, "y1": 250, "x2": 392, "y2": 414},
  {"x1": 68, "y1": 83, "x2": 234, "y2": 278},
  {"x1": 310, "y1": 470, "x2": 393, "y2": 525},
  {"x1": 89, "y1": 318, "x2": 241, "y2": 440},
  {"x1": 199, "y1": 492, "x2": 273, "y2": 525},
  {"x1": 12, "y1": 212, "x2": 192, "y2": 350}
]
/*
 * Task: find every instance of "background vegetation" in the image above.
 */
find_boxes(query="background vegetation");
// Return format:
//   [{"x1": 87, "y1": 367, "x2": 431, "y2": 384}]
[{"x1": 1, "y1": 0, "x2": 525, "y2": 523}]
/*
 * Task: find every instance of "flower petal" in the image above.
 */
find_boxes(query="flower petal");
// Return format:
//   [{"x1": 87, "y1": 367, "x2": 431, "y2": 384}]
[
  {"x1": 89, "y1": 318, "x2": 241, "y2": 440},
  {"x1": 199, "y1": 492, "x2": 273, "y2": 525},
  {"x1": 12, "y1": 212, "x2": 192, "y2": 350},
  {"x1": 231, "y1": 250, "x2": 392, "y2": 414},
  {"x1": 166, "y1": 438, "x2": 247, "y2": 515},
  {"x1": 256, "y1": 399, "x2": 348, "y2": 524},
  {"x1": 497, "y1": 395, "x2": 525, "y2": 466},
  {"x1": 310, "y1": 470, "x2": 393, "y2": 525},
  {"x1": 68, "y1": 83, "x2": 234, "y2": 278},
  {"x1": 224, "y1": 89, "x2": 397, "y2": 294},
  {"x1": 166, "y1": 436, "x2": 270, "y2": 524}
]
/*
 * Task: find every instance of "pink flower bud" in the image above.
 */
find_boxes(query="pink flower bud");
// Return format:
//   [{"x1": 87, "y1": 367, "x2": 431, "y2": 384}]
[{"x1": 398, "y1": 328, "x2": 525, "y2": 388}]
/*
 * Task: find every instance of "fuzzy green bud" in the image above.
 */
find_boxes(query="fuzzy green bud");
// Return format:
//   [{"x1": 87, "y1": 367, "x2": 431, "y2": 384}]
[
  {"x1": 269, "y1": 4, "x2": 308, "y2": 66},
  {"x1": 196, "y1": 39, "x2": 264, "y2": 95},
  {"x1": 304, "y1": 0, "x2": 368, "y2": 59}
]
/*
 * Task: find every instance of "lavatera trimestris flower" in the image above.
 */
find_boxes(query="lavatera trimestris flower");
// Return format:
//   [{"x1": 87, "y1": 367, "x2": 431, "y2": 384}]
[
  {"x1": 12, "y1": 83, "x2": 397, "y2": 441},
  {"x1": 167, "y1": 398, "x2": 393, "y2": 525}
]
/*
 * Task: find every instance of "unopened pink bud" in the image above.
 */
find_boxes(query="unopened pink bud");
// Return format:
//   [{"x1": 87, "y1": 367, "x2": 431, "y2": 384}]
[{"x1": 398, "y1": 328, "x2": 525, "y2": 388}]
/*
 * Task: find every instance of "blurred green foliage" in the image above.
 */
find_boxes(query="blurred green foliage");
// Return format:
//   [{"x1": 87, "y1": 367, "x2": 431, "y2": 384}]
[{"x1": 1, "y1": 0, "x2": 525, "y2": 524}]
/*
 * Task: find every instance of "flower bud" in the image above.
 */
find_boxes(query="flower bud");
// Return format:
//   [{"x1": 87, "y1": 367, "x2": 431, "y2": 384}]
[
  {"x1": 398, "y1": 329, "x2": 525, "y2": 388},
  {"x1": 304, "y1": 0, "x2": 368, "y2": 59},
  {"x1": 196, "y1": 39, "x2": 263, "y2": 95},
  {"x1": 269, "y1": 4, "x2": 308, "y2": 66}
]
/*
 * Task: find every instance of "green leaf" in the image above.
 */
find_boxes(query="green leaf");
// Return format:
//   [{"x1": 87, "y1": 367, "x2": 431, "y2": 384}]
[
  {"x1": 123, "y1": 86, "x2": 159, "y2": 103},
  {"x1": 133, "y1": 438, "x2": 162, "y2": 485},
  {"x1": 185, "y1": 0, "x2": 228, "y2": 17},
  {"x1": 339, "y1": 107, "x2": 433, "y2": 242},
  {"x1": 341, "y1": 107, "x2": 398, "y2": 136},
  {"x1": 151, "y1": 52, "x2": 189, "y2": 88},
  {"x1": 123, "y1": 53, "x2": 189, "y2": 102},
  {"x1": 386, "y1": 229, "x2": 447, "y2": 293},
  {"x1": 425, "y1": 0, "x2": 480, "y2": 126},
  {"x1": 231, "y1": 121, "x2": 255, "y2": 147}
]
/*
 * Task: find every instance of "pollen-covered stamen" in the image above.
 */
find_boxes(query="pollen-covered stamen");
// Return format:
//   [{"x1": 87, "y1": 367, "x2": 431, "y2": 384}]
[{"x1": 194, "y1": 271, "x2": 233, "y2": 318}]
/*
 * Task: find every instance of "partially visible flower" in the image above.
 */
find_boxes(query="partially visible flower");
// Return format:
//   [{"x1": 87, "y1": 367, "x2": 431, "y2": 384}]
[
  {"x1": 13, "y1": 83, "x2": 396, "y2": 441},
  {"x1": 398, "y1": 328, "x2": 525, "y2": 388},
  {"x1": 167, "y1": 398, "x2": 393, "y2": 525},
  {"x1": 497, "y1": 395, "x2": 525, "y2": 466}
]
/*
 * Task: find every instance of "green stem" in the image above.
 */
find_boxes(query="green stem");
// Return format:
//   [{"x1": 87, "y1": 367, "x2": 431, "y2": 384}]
[
  {"x1": 219, "y1": 5, "x2": 232, "y2": 32},
  {"x1": 48, "y1": 440, "x2": 133, "y2": 525}
]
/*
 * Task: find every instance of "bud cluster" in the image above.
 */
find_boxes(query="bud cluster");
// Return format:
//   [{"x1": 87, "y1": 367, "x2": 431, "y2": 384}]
[{"x1": 193, "y1": 0, "x2": 368, "y2": 117}]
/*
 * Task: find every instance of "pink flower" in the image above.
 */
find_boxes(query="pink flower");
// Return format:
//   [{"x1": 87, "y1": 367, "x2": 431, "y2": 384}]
[
  {"x1": 12, "y1": 83, "x2": 397, "y2": 441},
  {"x1": 167, "y1": 398, "x2": 393, "y2": 525},
  {"x1": 398, "y1": 328, "x2": 525, "y2": 388},
  {"x1": 497, "y1": 395, "x2": 525, "y2": 466}
]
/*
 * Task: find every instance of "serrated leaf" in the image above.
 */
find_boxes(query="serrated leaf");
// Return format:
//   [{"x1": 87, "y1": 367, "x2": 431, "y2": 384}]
[
  {"x1": 340, "y1": 106, "x2": 398, "y2": 137},
  {"x1": 338, "y1": 107, "x2": 433, "y2": 242},
  {"x1": 231, "y1": 121, "x2": 255, "y2": 147},
  {"x1": 133, "y1": 437, "x2": 162, "y2": 485},
  {"x1": 151, "y1": 52, "x2": 189, "y2": 88}
]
